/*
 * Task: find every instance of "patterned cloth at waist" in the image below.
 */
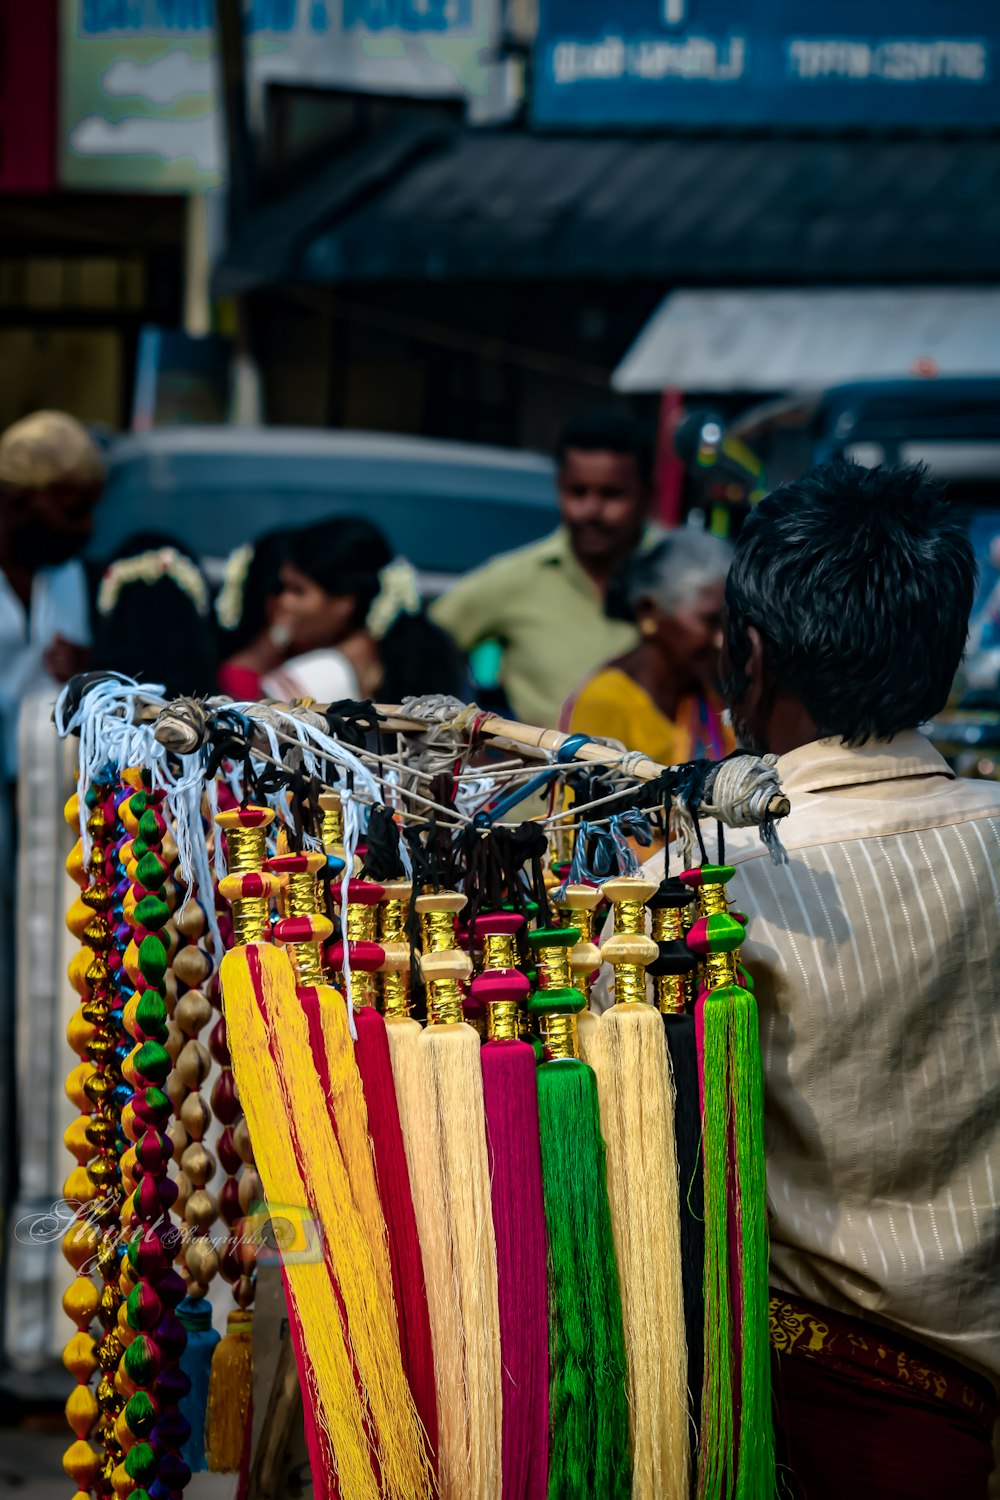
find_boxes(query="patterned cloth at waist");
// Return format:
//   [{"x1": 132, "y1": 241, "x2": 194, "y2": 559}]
[{"x1": 769, "y1": 1290, "x2": 997, "y2": 1429}]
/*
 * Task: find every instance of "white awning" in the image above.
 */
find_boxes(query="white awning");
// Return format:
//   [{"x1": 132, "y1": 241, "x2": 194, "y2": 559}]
[{"x1": 612, "y1": 287, "x2": 1000, "y2": 394}]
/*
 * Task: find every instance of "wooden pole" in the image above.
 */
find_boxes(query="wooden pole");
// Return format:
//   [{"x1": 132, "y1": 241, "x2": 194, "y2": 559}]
[{"x1": 137, "y1": 694, "x2": 789, "y2": 821}]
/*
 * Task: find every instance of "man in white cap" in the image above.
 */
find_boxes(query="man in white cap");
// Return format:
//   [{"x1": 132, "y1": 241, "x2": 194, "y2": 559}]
[
  {"x1": 0, "y1": 410, "x2": 104, "y2": 781},
  {"x1": 0, "y1": 412, "x2": 103, "y2": 1374}
]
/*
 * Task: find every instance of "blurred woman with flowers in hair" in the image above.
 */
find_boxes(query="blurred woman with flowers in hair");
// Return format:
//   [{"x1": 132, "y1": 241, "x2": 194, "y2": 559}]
[{"x1": 218, "y1": 515, "x2": 466, "y2": 705}]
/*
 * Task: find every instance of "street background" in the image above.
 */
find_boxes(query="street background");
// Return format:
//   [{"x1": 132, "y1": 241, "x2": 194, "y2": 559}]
[{"x1": 2, "y1": 0, "x2": 1000, "y2": 1490}]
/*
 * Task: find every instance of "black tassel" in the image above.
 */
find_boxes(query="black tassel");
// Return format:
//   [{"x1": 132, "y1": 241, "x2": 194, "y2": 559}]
[{"x1": 664, "y1": 1011, "x2": 705, "y2": 1445}]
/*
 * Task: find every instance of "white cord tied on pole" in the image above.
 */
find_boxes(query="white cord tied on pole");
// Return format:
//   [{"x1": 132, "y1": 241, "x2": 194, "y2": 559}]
[
  {"x1": 703, "y1": 753, "x2": 788, "y2": 864},
  {"x1": 55, "y1": 676, "x2": 166, "y2": 861}
]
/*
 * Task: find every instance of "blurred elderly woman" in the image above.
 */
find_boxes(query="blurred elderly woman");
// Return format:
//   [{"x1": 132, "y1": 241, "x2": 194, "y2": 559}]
[{"x1": 562, "y1": 530, "x2": 734, "y2": 763}]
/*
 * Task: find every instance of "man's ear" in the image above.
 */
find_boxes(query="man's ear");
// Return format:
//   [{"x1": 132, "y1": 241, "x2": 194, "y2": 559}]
[{"x1": 742, "y1": 624, "x2": 767, "y2": 717}]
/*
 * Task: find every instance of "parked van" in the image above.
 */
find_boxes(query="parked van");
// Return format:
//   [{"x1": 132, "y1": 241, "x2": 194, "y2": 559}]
[{"x1": 89, "y1": 426, "x2": 558, "y2": 588}]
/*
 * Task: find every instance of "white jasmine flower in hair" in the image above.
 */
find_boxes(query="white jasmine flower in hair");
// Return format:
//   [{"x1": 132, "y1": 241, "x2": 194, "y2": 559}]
[
  {"x1": 366, "y1": 559, "x2": 420, "y2": 641},
  {"x1": 98, "y1": 547, "x2": 208, "y2": 618},
  {"x1": 216, "y1": 542, "x2": 254, "y2": 630}
]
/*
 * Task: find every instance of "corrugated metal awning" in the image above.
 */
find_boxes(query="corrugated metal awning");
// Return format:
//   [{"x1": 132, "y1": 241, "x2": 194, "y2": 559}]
[
  {"x1": 612, "y1": 288, "x2": 1000, "y2": 393},
  {"x1": 217, "y1": 135, "x2": 1000, "y2": 293}
]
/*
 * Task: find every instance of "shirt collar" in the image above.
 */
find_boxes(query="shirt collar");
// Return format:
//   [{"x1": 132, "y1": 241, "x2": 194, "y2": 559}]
[
  {"x1": 537, "y1": 528, "x2": 574, "y2": 565},
  {"x1": 776, "y1": 730, "x2": 954, "y2": 797},
  {"x1": 536, "y1": 524, "x2": 662, "y2": 567}
]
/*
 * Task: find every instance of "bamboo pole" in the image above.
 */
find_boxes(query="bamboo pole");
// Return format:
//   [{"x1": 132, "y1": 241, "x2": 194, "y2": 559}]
[
  {"x1": 134, "y1": 691, "x2": 789, "y2": 822},
  {"x1": 375, "y1": 706, "x2": 791, "y2": 819}
]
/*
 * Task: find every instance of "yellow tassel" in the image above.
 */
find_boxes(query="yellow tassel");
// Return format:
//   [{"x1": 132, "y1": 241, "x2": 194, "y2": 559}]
[
  {"x1": 579, "y1": 1004, "x2": 690, "y2": 1500},
  {"x1": 219, "y1": 955, "x2": 373, "y2": 1499},
  {"x1": 205, "y1": 1310, "x2": 254, "y2": 1474},
  {"x1": 388, "y1": 1017, "x2": 501, "y2": 1500},
  {"x1": 316, "y1": 984, "x2": 395, "y2": 1307},
  {"x1": 221, "y1": 946, "x2": 433, "y2": 1500}
]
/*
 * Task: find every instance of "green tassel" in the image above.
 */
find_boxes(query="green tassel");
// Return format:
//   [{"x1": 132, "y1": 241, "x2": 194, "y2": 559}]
[
  {"x1": 538, "y1": 1058, "x2": 631, "y2": 1500},
  {"x1": 699, "y1": 994, "x2": 735, "y2": 1500},
  {"x1": 731, "y1": 988, "x2": 775, "y2": 1500},
  {"x1": 526, "y1": 1033, "x2": 545, "y2": 1063},
  {"x1": 699, "y1": 985, "x2": 775, "y2": 1500}
]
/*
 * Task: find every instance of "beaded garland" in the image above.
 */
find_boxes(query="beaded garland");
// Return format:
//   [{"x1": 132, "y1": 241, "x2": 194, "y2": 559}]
[{"x1": 62, "y1": 783, "x2": 124, "y2": 1499}]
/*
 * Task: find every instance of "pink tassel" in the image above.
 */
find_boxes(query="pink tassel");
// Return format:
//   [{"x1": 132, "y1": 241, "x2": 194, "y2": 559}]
[{"x1": 481, "y1": 1038, "x2": 550, "y2": 1500}]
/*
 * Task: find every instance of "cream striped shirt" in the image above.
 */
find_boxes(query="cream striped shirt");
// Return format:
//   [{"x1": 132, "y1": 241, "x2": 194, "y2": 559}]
[{"x1": 637, "y1": 732, "x2": 1000, "y2": 1385}]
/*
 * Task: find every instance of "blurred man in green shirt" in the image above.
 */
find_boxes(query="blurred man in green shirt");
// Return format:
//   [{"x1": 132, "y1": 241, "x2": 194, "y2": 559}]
[{"x1": 431, "y1": 411, "x2": 652, "y2": 727}]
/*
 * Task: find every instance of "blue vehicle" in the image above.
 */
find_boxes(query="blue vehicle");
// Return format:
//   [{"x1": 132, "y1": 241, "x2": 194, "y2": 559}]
[{"x1": 89, "y1": 426, "x2": 558, "y2": 587}]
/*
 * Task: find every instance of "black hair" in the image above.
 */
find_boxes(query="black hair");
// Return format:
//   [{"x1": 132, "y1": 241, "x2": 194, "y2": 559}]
[
  {"x1": 92, "y1": 531, "x2": 217, "y2": 699},
  {"x1": 287, "y1": 516, "x2": 468, "y2": 702},
  {"x1": 555, "y1": 408, "x2": 653, "y2": 488},
  {"x1": 287, "y1": 517, "x2": 392, "y2": 631},
  {"x1": 218, "y1": 528, "x2": 290, "y2": 654},
  {"x1": 725, "y1": 462, "x2": 977, "y2": 745}
]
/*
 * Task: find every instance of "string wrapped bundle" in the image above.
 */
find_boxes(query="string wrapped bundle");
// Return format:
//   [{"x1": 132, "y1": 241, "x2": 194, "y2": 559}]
[
  {"x1": 528, "y1": 924, "x2": 631, "y2": 1500},
  {"x1": 578, "y1": 877, "x2": 689, "y2": 1500},
  {"x1": 683, "y1": 864, "x2": 774, "y2": 1500}
]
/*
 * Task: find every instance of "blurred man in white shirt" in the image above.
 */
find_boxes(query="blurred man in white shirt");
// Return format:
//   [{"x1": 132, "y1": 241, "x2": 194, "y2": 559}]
[{"x1": 0, "y1": 410, "x2": 103, "y2": 780}]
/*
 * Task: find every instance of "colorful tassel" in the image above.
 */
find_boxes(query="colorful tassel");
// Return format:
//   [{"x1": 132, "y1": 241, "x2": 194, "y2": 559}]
[
  {"x1": 529, "y1": 926, "x2": 631, "y2": 1500},
  {"x1": 205, "y1": 1310, "x2": 253, "y2": 1474},
  {"x1": 649, "y1": 877, "x2": 704, "y2": 1442},
  {"x1": 583, "y1": 876, "x2": 689, "y2": 1500},
  {"x1": 474, "y1": 912, "x2": 549, "y2": 1500},
  {"x1": 684, "y1": 864, "x2": 775, "y2": 1500},
  {"x1": 392, "y1": 889, "x2": 502, "y2": 1500}
]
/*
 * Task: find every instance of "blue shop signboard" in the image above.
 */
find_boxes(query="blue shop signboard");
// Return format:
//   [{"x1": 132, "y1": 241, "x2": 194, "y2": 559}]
[{"x1": 532, "y1": 0, "x2": 1000, "y2": 127}]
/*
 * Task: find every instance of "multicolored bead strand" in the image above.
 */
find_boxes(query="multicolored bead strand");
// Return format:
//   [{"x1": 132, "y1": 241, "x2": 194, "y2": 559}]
[
  {"x1": 117, "y1": 780, "x2": 188, "y2": 1500},
  {"x1": 62, "y1": 783, "x2": 122, "y2": 1500}
]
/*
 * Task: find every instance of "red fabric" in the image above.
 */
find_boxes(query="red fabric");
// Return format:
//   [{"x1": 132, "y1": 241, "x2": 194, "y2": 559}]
[
  {"x1": 351, "y1": 1006, "x2": 439, "y2": 1465},
  {"x1": 770, "y1": 1292, "x2": 997, "y2": 1500},
  {"x1": 218, "y1": 663, "x2": 262, "y2": 699}
]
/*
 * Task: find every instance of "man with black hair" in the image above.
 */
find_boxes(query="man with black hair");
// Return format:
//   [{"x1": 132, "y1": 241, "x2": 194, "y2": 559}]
[
  {"x1": 431, "y1": 409, "x2": 653, "y2": 726},
  {"x1": 650, "y1": 461, "x2": 999, "y2": 1497}
]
